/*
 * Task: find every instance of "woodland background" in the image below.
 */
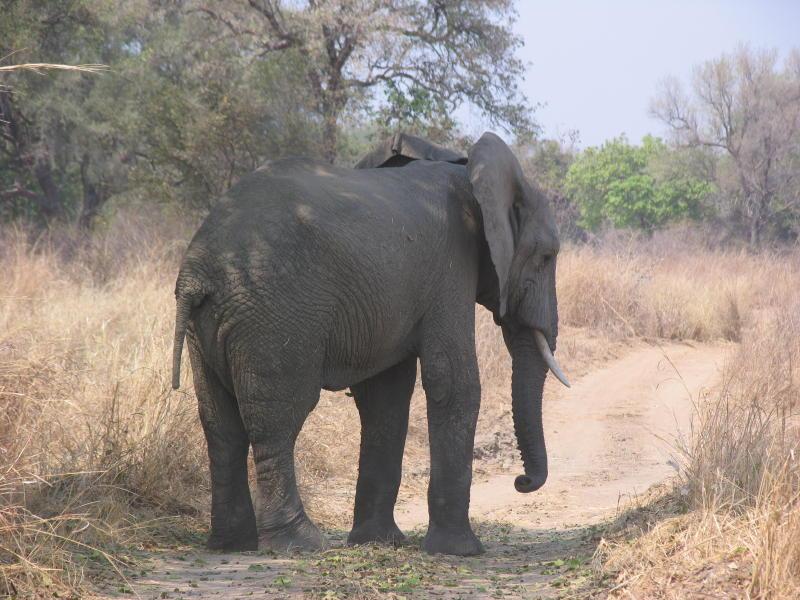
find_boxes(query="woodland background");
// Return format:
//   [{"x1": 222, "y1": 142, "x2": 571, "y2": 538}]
[{"x1": 2, "y1": 1, "x2": 799, "y2": 247}]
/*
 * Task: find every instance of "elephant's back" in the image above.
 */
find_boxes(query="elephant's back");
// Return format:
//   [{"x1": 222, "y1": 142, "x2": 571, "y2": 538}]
[
  {"x1": 192, "y1": 157, "x2": 465, "y2": 276},
  {"x1": 179, "y1": 158, "x2": 476, "y2": 369}
]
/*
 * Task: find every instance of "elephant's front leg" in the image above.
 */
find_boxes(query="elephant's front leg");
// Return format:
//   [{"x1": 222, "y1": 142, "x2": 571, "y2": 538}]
[
  {"x1": 420, "y1": 341, "x2": 484, "y2": 556},
  {"x1": 348, "y1": 356, "x2": 417, "y2": 546}
]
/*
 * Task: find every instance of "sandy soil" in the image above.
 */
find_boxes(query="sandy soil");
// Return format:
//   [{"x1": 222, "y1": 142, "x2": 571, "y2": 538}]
[{"x1": 102, "y1": 342, "x2": 728, "y2": 599}]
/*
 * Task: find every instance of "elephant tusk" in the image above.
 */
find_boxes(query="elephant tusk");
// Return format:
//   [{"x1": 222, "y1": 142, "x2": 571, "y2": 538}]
[{"x1": 533, "y1": 330, "x2": 571, "y2": 388}]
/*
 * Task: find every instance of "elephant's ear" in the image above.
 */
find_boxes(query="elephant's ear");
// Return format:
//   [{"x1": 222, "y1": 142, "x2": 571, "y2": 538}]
[
  {"x1": 354, "y1": 133, "x2": 467, "y2": 169},
  {"x1": 467, "y1": 132, "x2": 527, "y2": 318}
]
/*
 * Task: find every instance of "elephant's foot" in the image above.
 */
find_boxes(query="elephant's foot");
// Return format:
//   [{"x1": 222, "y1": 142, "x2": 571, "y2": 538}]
[
  {"x1": 347, "y1": 519, "x2": 407, "y2": 547},
  {"x1": 207, "y1": 504, "x2": 258, "y2": 552},
  {"x1": 423, "y1": 523, "x2": 485, "y2": 556},
  {"x1": 258, "y1": 513, "x2": 328, "y2": 553},
  {"x1": 206, "y1": 530, "x2": 258, "y2": 552}
]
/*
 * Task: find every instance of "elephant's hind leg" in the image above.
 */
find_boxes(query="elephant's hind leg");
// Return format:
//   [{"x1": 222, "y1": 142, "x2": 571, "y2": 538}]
[
  {"x1": 188, "y1": 338, "x2": 257, "y2": 551},
  {"x1": 348, "y1": 356, "x2": 417, "y2": 547},
  {"x1": 235, "y1": 372, "x2": 327, "y2": 552}
]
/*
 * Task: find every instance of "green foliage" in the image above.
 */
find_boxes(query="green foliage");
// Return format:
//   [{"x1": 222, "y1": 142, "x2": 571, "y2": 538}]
[
  {"x1": 116, "y1": 18, "x2": 321, "y2": 208},
  {"x1": 0, "y1": 1, "x2": 324, "y2": 222},
  {"x1": 375, "y1": 80, "x2": 457, "y2": 144},
  {"x1": 1, "y1": 0, "x2": 535, "y2": 224},
  {"x1": 517, "y1": 138, "x2": 582, "y2": 240},
  {"x1": 523, "y1": 139, "x2": 575, "y2": 195},
  {"x1": 565, "y1": 136, "x2": 714, "y2": 232},
  {"x1": 0, "y1": 0, "x2": 122, "y2": 223},
  {"x1": 164, "y1": 0, "x2": 535, "y2": 162}
]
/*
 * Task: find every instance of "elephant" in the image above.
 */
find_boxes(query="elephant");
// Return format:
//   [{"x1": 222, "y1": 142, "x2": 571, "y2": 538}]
[{"x1": 171, "y1": 132, "x2": 569, "y2": 557}]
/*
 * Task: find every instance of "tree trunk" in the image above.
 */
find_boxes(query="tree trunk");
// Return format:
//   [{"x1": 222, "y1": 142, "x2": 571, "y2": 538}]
[
  {"x1": 318, "y1": 64, "x2": 346, "y2": 164},
  {"x1": 33, "y1": 154, "x2": 65, "y2": 220},
  {"x1": 749, "y1": 215, "x2": 761, "y2": 248},
  {"x1": 1, "y1": 90, "x2": 66, "y2": 223},
  {"x1": 78, "y1": 153, "x2": 106, "y2": 229},
  {"x1": 748, "y1": 192, "x2": 772, "y2": 249},
  {"x1": 322, "y1": 108, "x2": 338, "y2": 164}
]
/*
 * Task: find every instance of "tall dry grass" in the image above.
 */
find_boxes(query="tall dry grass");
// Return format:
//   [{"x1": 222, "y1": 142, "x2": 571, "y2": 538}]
[
  {"x1": 1, "y1": 214, "x2": 797, "y2": 596},
  {"x1": 558, "y1": 239, "x2": 797, "y2": 342},
  {"x1": 0, "y1": 214, "x2": 204, "y2": 595},
  {"x1": 596, "y1": 282, "x2": 800, "y2": 598}
]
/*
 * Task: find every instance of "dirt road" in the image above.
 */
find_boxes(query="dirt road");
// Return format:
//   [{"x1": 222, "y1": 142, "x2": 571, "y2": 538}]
[{"x1": 109, "y1": 342, "x2": 728, "y2": 599}]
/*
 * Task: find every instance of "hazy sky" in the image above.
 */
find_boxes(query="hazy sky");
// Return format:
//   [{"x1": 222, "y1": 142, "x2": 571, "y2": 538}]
[{"x1": 507, "y1": 1, "x2": 800, "y2": 148}]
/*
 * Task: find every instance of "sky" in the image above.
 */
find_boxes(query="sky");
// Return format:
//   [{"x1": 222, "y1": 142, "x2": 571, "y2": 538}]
[{"x1": 495, "y1": 0, "x2": 800, "y2": 148}]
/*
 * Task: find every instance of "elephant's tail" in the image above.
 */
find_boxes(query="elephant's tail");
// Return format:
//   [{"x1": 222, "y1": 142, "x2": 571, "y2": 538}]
[{"x1": 172, "y1": 275, "x2": 208, "y2": 390}]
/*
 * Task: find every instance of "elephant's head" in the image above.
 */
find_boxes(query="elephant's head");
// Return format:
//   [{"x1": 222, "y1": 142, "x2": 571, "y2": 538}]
[
  {"x1": 355, "y1": 131, "x2": 568, "y2": 494},
  {"x1": 467, "y1": 132, "x2": 569, "y2": 494}
]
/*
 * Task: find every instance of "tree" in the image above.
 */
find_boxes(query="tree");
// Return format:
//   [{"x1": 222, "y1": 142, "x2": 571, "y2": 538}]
[
  {"x1": 516, "y1": 135, "x2": 582, "y2": 240},
  {"x1": 372, "y1": 79, "x2": 457, "y2": 144},
  {"x1": 652, "y1": 46, "x2": 800, "y2": 247},
  {"x1": 118, "y1": 9, "x2": 322, "y2": 209},
  {"x1": 193, "y1": 0, "x2": 534, "y2": 163},
  {"x1": 0, "y1": 0, "x2": 139, "y2": 226},
  {"x1": 565, "y1": 136, "x2": 712, "y2": 232},
  {"x1": 0, "y1": 1, "x2": 323, "y2": 224}
]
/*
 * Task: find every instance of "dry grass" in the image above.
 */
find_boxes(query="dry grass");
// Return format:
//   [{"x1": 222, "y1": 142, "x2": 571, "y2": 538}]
[
  {"x1": 0, "y1": 214, "x2": 203, "y2": 596},
  {"x1": 595, "y1": 288, "x2": 800, "y2": 598},
  {"x1": 0, "y1": 63, "x2": 108, "y2": 74},
  {"x1": 558, "y1": 238, "x2": 798, "y2": 342},
  {"x1": 1, "y1": 214, "x2": 797, "y2": 596}
]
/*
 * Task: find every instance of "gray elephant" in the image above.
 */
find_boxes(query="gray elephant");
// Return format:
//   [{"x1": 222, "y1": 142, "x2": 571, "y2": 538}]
[{"x1": 171, "y1": 132, "x2": 569, "y2": 556}]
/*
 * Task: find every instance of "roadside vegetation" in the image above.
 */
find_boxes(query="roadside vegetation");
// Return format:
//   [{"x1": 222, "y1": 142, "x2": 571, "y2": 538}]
[{"x1": 595, "y1": 287, "x2": 800, "y2": 598}]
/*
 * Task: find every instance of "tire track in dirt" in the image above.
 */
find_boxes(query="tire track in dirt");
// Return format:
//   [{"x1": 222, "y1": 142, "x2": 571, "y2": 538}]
[{"x1": 104, "y1": 342, "x2": 728, "y2": 599}]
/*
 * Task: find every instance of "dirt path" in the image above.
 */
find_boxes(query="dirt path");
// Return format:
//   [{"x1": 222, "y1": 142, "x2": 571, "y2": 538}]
[
  {"x1": 107, "y1": 342, "x2": 728, "y2": 599},
  {"x1": 399, "y1": 341, "x2": 727, "y2": 532}
]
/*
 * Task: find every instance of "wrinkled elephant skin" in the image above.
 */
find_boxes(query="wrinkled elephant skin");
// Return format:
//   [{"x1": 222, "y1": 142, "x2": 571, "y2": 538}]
[{"x1": 172, "y1": 132, "x2": 565, "y2": 556}]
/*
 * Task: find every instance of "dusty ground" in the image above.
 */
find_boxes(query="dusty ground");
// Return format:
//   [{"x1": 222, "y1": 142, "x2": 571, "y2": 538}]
[{"x1": 98, "y1": 342, "x2": 728, "y2": 599}]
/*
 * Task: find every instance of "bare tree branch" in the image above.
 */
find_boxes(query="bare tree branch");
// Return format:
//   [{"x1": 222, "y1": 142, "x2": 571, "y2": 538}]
[
  {"x1": 190, "y1": 0, "x2": 533, "y2": 162},
  {"x1": 652, "y1": 46, "x2": 800, "y2": 246}
]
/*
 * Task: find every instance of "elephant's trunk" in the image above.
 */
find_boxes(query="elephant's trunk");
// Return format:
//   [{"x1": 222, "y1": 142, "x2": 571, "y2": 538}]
[{"x1": 511, "y1": 330, "x2": 549, "y2": 493}]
